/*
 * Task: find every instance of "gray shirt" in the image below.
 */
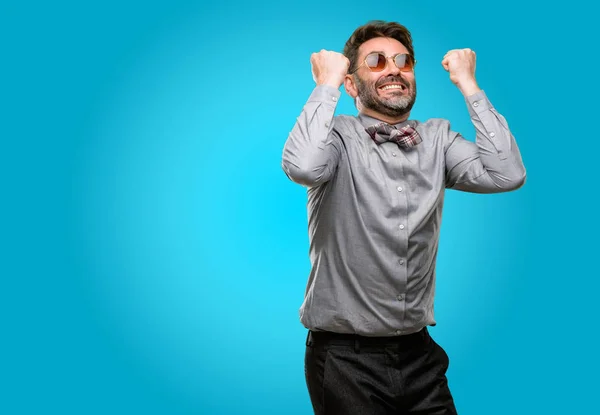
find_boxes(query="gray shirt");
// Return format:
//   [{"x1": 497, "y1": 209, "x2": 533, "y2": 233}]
[{"x1": 281, "y1": 85, "x2": 526, "y2": 337}]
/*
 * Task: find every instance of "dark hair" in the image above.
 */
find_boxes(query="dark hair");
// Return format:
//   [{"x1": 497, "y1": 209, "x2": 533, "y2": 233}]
[{"x1": 343, "y1": 20, "x2": 414, "y2": 73}]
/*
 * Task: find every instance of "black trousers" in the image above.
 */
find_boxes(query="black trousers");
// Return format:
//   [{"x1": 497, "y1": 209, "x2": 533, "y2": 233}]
[{"x1": 304, "y1": 328, "x2": 457, "y2": 415}]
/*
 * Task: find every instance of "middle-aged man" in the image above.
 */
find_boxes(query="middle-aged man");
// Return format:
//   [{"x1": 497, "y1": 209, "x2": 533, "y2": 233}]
[{"x1": 281, "y1": 20, "x2": 526, "y2": 414}]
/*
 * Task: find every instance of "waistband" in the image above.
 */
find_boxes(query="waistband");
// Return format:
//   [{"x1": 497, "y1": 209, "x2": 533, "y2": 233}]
[{"x1": 306, "y1": 327, "x2": 429, "y2": 350}]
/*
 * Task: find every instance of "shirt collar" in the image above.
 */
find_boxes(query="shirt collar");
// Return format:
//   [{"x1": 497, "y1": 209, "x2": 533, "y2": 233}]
[{"x1": 357, "y1": 112, "x2": 416, "y2": 130}]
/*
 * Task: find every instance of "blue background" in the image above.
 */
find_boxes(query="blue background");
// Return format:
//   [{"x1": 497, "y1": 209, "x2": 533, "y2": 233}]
[{"x1": 2, "y1": 0, "x2": 598, "y2": 413}]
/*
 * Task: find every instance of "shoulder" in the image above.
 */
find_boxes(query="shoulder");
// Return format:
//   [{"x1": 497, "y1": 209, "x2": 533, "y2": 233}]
[
  {"x1": 414, "y1": 118, "x2": 451, "y2": 133},
  {"x1": 416, "y1": 117, "x2": 456, "y2": 138},
  {"x1": 412, "y1": 118, "x2": 458, "y2": 152},
  {"x1": 330, "y1": 115, "x2": 366, "y2": 141},
  {"x1": 333, "y1": 114, "x2": 362, "y2": 130}
]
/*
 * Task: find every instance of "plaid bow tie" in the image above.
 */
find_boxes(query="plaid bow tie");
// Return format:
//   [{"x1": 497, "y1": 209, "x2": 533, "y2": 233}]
[{"x1": 365, "y1": 122, "x2": 422, "y2": 148}]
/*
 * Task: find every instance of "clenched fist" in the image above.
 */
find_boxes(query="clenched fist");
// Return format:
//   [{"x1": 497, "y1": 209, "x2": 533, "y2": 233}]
[
  {"x1": 441, "y1": 48, "x2": 480, "y2": 96},
  {"x1": 311, "y1": 50, "x2": 350, "y2": 89}
]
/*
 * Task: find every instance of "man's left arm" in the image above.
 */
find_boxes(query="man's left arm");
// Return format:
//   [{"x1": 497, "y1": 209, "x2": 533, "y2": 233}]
[{"x1": 442, "y1": 48, "x2": 526, "y2": 193}]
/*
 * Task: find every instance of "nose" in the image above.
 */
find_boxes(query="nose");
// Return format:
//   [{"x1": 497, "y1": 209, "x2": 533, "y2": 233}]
[{"x1": 384, "y1": 56, "x2": 402, "y2": 77}]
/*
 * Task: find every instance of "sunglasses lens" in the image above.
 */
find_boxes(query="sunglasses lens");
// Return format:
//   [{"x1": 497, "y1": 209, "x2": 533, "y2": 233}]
[
  {"x1": 394, "y1": 54, "x2": 413, "y2": 71},
  {"x1": 365, "y1": 53, "x2": 386, "y2": 71},
  {"x1": 363, "y1": 53, "x2": 413, "y2": 72}
]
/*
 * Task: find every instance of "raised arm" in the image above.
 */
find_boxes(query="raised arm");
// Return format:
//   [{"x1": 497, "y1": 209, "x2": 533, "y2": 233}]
[
  {"x1": 442, "y1": 49, "x2": 526, "y2": 193},
  {"x1": 281, "y1": 51, "x2": 349, "y2": 187}
]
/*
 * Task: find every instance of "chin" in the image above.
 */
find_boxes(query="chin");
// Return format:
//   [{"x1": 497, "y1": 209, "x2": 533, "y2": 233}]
[{"x1": 385, "y1": 98, "x2": 412, "y2": 109}]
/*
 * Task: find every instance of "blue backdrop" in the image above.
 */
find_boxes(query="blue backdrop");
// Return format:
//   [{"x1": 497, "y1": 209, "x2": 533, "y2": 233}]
[{"x1": 2, "y1": 1, "x2": 598, "y2": 414}]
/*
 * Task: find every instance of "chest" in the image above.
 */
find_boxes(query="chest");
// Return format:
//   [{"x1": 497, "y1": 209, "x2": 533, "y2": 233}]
[{"x1": 344, "y1": 139, "x2": 445, "y2": 198}]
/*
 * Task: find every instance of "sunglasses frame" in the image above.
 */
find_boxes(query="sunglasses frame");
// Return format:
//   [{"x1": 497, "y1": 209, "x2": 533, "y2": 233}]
[{"x1": 350, "y1": 52, "x2": 417, "y2": 74}]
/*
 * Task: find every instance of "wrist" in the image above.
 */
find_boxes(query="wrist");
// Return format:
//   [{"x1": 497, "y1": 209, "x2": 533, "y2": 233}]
[
  {"x1": 456, "y1": 78, "x2": 480, "y2": 96},
  {"x1": 317, "y1": 77, "x2": 343, "y2": 89}
]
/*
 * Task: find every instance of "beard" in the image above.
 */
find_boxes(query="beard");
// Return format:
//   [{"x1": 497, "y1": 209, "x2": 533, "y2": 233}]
[{"x1": 354, "y1": 74, "x2": 417, "y2": 118}]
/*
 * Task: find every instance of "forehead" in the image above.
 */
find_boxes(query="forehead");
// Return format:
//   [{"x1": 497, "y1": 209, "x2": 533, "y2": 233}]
[{"x1": 358, "y1": 37, "x2": 409, "y2": 57}]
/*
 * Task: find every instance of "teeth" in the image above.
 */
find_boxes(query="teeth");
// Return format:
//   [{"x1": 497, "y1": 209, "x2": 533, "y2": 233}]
[{"x1": 381, "y1": 85, "x2": 403, "y2": 90}]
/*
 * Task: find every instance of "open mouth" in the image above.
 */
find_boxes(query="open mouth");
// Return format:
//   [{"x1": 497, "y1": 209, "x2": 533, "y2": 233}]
[{"x1": 378, "y1": 83, "x2": 407, "y2": 93}]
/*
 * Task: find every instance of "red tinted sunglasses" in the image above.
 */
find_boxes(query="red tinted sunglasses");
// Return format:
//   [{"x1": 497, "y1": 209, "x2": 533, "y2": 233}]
[{"x1": 352, "y1": 52, "x2": 416, "y2": 73}]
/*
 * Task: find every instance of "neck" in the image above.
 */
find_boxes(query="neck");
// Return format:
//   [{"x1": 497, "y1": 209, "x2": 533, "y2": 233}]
[{"x1": 360, "y1": 107, "x2": 410, "y2": 125}]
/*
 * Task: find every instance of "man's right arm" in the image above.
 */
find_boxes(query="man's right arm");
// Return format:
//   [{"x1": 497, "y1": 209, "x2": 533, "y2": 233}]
[
  {"x1": 282, "y1": 50, "x2": 349, "y2": 187},
  {"x1": 281, "y1": 85, "x2": 342, "y2": 187}
]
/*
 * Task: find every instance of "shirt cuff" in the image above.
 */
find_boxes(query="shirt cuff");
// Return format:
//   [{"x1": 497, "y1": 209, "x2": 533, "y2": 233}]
[
  {"x1": 465, "y1": 90, "x2": 491, "y2": 117},
  {"x1": 308, "y1": 85, "x2": 342, "y2": 107}
]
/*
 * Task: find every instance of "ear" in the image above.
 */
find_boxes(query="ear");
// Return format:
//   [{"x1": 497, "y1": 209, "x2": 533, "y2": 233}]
[{"x1": 344, "y1": 74, "x2": 358, "y2": 98}]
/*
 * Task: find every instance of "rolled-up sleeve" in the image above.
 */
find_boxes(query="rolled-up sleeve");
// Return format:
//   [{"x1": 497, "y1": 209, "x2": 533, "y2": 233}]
[
  {"x1": 444, "y1": 90, "x2": 527, "y2": 193},
  {"x1": 282, "y1": 85, "x2": 343, "y2": 188}
]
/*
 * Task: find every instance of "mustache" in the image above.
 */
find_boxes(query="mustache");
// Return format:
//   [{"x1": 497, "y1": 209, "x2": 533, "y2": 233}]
[{"x1": 375, "y1": 76, "x2": 409, "y2": 89}]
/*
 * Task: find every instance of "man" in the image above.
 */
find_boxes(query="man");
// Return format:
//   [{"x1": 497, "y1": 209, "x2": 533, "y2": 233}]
[{"x1": 281, "y1": 20, "x2": 526, "y2": 415}]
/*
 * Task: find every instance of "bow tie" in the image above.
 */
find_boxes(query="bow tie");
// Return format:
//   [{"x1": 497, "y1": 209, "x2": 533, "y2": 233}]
[{"x1": 365, "y1": 122, "x2": 422, "y2": 148}]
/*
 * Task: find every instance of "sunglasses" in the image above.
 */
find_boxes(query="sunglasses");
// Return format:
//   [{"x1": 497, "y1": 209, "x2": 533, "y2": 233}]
[{"x1": 352, "y1": 52, "x2": 416, "y2": 73}]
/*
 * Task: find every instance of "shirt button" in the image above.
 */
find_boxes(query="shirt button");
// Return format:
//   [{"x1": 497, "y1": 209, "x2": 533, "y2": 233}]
[
  {"x1": 397, "y1": 294, "x2": 404, "y2": 301},
  {"x1": 490, "y1": 131, "x2": 495, "y2": 137},
  {"x1": 395, "y1": 330, "x2": 402, "y2": 335},
  {"x1": 325, "y1": 122, "x2": 329, "y2": 128},
  {"x1": 392, "y1": 152, "x2": 397, "y2": 157},
  {"x1": 399, "y1": 224, "x2": 405, "y2": 230},
  {"x1": 473, "y1": 101, "x2": 479, "y2": 107},
  {"x1": 332, "y1": 96, "x2": 337, "y2": 102},
  {"x1": 397, "y1": 186, "x2": 403, "y2": 192},
  {"x1": 399, "y1": 259, "x2": 405, "y2": 265}
]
